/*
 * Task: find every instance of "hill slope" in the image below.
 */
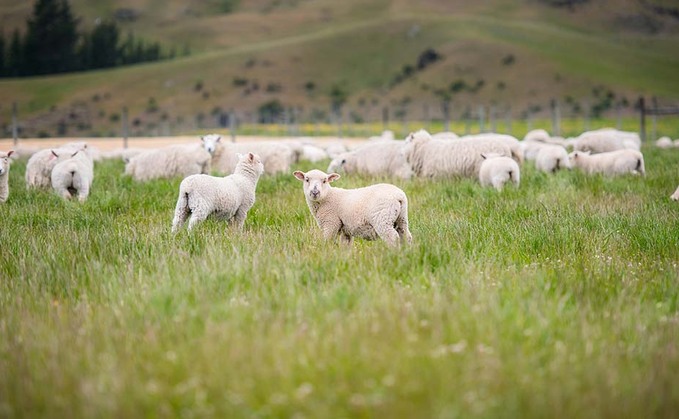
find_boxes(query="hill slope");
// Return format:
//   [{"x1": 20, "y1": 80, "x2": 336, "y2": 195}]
[{"x1": 1, "y1": 0, "x2": 679, "y2": 137}]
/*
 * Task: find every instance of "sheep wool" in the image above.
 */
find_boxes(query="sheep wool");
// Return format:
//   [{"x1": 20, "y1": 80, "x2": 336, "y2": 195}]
[
  {"x1": 293, "y1": 169, "x2": 412, "y2": 248},
  {"x1": 535, "y1": 144, "x2": 571, "y2": 173},
  {"x1": 327, "y1": 140, "x2": 413, "y2": 179},
  {"x1": 403, "y1": 129, "x2": 513, "y2": 179},
  {"x1": 25, "y1": 141, "x2": 89, "y2": 189},
  {"x1": 172, "y1": 152, "x2": 264, "y2": 232},
  {"x1": 0, "y1": 150, "x2": 15, "y2": 203},
  {"x1": 568, "y1": 149, "x2": 645, "y2": 177},
  {"x1": 50, "y1": 149, "x2": 95, "y2": 202},
  {"x1": 478, "y1": 153, "x2": 520, "y2": 191},
  {"x1": 125, "y1": 143, "x2": 211, "y2": 182},
  {"x1": 202, "y1": 134, "x2": 294, "y2": 175}
]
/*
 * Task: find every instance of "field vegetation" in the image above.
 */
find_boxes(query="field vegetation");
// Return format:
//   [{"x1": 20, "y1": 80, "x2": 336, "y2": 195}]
[{"x1": 1, "y1": 138, "x2": 678, "y2": 417}]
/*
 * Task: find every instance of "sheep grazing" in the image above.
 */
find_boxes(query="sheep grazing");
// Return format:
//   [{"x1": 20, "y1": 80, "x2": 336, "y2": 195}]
[
  {"x1": 655, "y1": 136, "x2": 673, "y2": 149},
  {"x1": 327, "y1": 140, "x2": 413, "y2": 179},
  {"x1": 0, "y1": 150, "x2": 15, "y2": 203},
  {"x1": 460, "y1": 133, "x2": 524, "y2": 164},
  {"x1": 671, "y1": 186, "x2": 679, "y2": 201},
  {"x1": 172, "y1": 152, "x2": 264, "y2": 232},
  {"x1": 50, "y1": 149, "x2": 94, "y2": 202},
  {"x1": 125, "y1": 143, "x2": 211, "y2": 182},
  {"x1": 201, "y1": 134, "x2": 294, "y2": 175},
  {"x1": 403, "y1": 129, "x2": 514, "y2": 179},
  {"x1": 478, "y1": 153, "x2": 520, "y2": 191},
  {"x1": 535, "y1": 144, "x2": 571, "y2": 173},
  {"x1": 572, "y1": 128, "x2": 640, "y2": 153},
  {"x1": 25, "y1": 141, "x2": 89, "y2": 189},
  {"x1": 293, "y1": 169, "x2": 412, "y2": 248},
  {"x1": 568, "y1": 149, "x2": 645, "y2": 177}
]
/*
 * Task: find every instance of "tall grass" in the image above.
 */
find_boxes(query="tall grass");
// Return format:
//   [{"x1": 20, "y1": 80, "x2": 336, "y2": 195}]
[{"x1": 1, "y1": 145, "x2": 678, "y2": 418}]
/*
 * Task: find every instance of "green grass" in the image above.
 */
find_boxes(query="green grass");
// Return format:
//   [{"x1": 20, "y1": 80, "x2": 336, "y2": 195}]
[{"x1": 1, "y1": 143, "x2": 679, "y2": 417}]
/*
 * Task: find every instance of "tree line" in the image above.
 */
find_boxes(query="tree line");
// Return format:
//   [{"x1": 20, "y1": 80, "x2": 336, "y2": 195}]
[{"x1": 0, "y1": 0, "x2": 182, "y2": 78}]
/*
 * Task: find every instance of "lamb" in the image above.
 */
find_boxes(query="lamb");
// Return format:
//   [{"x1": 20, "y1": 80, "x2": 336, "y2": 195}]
[
  {"x1": 0, "y1": 150, "x2": 15, "y2": 203},
  {"x1": 125, "y1": 143, "x2": 211, "y2": 182},
  {"x1": 568, "y1": 149, "x2": 645, "y2": 176},
  {"x1": 201, "y1": 134, "x2": 294, "y2": 175},
  {"x1": 25, "y1": 141, "x2": 89, "y2": 189},
  {"x1": 327, "y1": 140, "x2": 413, "y2": 179},
  {"x1": 478, "y1": 153, "x2": 520, "y2": 191},
  {"x1": 460, "y1": 133, "x2": 524, "y2": 164},
  {"x1": 293, "y1": 169, "x2": 412, "y2": 247},
  {"x1": 50, "y1": 149, "x2": 94, "y2": 202},
  {"x1": 671, "y1": 186, "x2": 679, "y2": 201},
  {"x1": 572, "y1": 128, "x2": 640, "y2": 153},
  {"x1": 402, "y1": 129, "x2": 514, "y2": 179},
  {"x1": 534, "y1": 144, "x2": 571, "y2": 173},
  {"x1": 172, "y1": 152, "x2": 264, "y2": 232}
]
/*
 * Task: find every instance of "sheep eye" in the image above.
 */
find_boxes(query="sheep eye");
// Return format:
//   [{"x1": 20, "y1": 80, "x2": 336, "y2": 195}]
[
  {"x1": 322, "y1": 179, "x2": 327, "y2": 184},
  {"x1": 305, "y1": 178, "x2": 309, "y2": 182}
]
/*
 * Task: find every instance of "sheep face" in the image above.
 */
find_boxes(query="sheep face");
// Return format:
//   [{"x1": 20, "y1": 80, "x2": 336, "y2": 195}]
[
  {"x1": 0, "y1": 151, "x2": 14, "y2": 175},
  {"x1": 293, "y1": 169, "x2": 339, "y2": 202},
  {"x1": 201, "y1": 134, "x2": 222, "y2": 154},
  {"x1": 568, "y1": 150, "x2": 589, "y2": 162}
]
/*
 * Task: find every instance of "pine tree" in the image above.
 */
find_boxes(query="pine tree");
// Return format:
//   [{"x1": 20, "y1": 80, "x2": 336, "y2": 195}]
[
  {"x1": 85, "y1": 20, "x2": 119, "y2": 69},
  {"x1": 24, "y1": 0, "x2": 79, "y2": 75},
  {"x1": 0, "y1": 33, "x2": 6, "y2": 76},
  {"x1": 7, "y1": 29, "x2": 24, "y2": 76}
]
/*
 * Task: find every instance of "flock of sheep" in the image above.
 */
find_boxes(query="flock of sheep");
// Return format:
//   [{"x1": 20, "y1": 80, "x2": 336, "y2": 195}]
[{"x1": 0, "y1": 126, "x2": 677, "y2": 247}]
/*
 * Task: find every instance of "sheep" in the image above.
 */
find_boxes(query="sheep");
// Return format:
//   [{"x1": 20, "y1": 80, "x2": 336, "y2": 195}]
[
  {"x1": 125, "y1": 143, "x2": 211, "y2": 182},
  {"x1": 568, "y1": 149, "x2": 645, "y2": 176},
  {"x1": 25, "y1": 141, "x2": 89, "y2": 189},
  {"x1": 523, "y1": 129, "x2": 551, "y2": 143},
  {"x1": 534, "y1": 144, "x2": 571, "y2": 173},
  {"x1": 293, "y1": 169, "x2": 412, "y2": 247},
  {"x1": 432, "y1": 131, "x2": 459, "y2": 140},
  {"x1": 403, "y1": 129, "x2": 514, "y2": 179},
  {"x1": 656, "y1": 136, "x2": 673, "y2": 149},
  {"x1": 671, "y1": 186, "x2": 679, "y2": 201},
  {"x1": 172, "y1": 152, "x2": 264, "y2": 232},
  {"x1": 301, "y1": 144, "x2": 329, "y2": 162},
  {"x1": 0, "y1": 150, "x2": 15, "y2": 203},
  {"x1": 478, "y1": 153, "x2": 520, "y2": 191},
  {"x1": 201, "y1": 134, "x2": 294, "y2": 175},
  {"x1": 323, "y1": 142, "x2": 350, "y2": 159},
  {"x1": 460, "y1": 133, "x2": 524, "y2": 164},
  {"x1": 50, "y1": 149, "x2": 94, "y2": 202},
  {"x1": 368, "y1": 130, "x2": 395, "y2": 141},
  {"x1": 572, "y1": 128, "x2": 640, "y2": 153},
  {"x1": 327, "y1": 140, "x2": 413, "y2": 179}
]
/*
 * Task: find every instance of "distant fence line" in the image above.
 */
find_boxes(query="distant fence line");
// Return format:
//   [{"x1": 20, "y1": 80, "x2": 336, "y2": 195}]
[{"x1": 6, "y1": 96, "x2": 679, "y2": 146}]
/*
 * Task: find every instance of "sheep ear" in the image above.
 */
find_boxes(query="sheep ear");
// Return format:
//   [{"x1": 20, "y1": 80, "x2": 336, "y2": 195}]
[
  {"x1": 7, "y1": 150, "x2": 14, "y2": 157},
  {"x1": 481, "y1": 153, "x2": 487, "y2": 160},
  {"x1": 248, "y1": 152, "x2": 255, "y2": 161},
  {"x1": 51, "y1": 150, "x2": 59, "y2": 159},
  {"x1": 200, "y1": 136, "x2": 205, "y2": 143},
  {"x1": 293, "y1": 171, "x2": 305, "y2": 181},
  {"x1": 328, "y1": 173, "x2": 341, "y2": 183},
  {"x1": 123, "y1": 157, "x2": 130, "y2": 164},
  {"x1": 216, "y1": 135, "x2": 222, "y2": 143},
  {"x1": 71, "y1": 150, "x2": 79, "y2": 157}
]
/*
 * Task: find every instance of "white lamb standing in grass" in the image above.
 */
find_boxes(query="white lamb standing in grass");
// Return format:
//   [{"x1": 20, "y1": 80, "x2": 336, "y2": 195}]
[
  {"x1": 201, "y1": 134, "x2": 293, "y2": 175},
  {"x1": 25, "y1": 141, "x2": 89, "y2": 189},
  {"x1": 293, "y1": 169, "x2": 412, "y2": 248},
  {"x1": 671, "y1": 186, "x2": 679, "y2": 201},
  {"x1": 0, "y1": 150, "x2": 15, "y2": 203},
  {"x1": 572, "y1": 128, "x2": 640, "y2": 153},
  {"x1": 125, "y1": 142, "x2": 211, "y2": 182},
  {"x1": 172, "y1": 152, "x2": 264, "y2": 232},
  {"x1": 535, "y1": 144, "x2": 571, "y2": 173},
  {"x1": 403, "y1": 129, "x2": 514, "y2": 179},
  {"x1": 568, "y1": 149, "x2": 645, "y2": 177},
  {"x1": 478, "y1": 153, "x2": 520, "y2": 191},
  {"x1": 327, "y1": 140, "x2": 413, "y2": 179},
  {"x1": 50, "y1": 149, "x2": 94, "y2": 202}
]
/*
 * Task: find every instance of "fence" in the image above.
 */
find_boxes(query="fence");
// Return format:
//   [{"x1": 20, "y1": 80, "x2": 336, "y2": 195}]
[{"x1": 6, "y1": 96, "x2": 679, "y2": 145}]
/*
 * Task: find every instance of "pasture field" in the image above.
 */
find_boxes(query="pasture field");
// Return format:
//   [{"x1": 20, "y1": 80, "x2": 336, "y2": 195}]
[{"x1": 1, "y1": 141, "x2": 679, "y2": 417}]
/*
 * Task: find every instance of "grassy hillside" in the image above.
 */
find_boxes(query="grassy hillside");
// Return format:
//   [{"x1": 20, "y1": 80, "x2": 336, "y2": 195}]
[{"x1": 1, "y1": 0, "x2": 679, "y2": 137}]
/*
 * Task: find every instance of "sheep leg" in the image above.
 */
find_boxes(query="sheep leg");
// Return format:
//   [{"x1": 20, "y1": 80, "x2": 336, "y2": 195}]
[
  {"x1": 172, "y1": 193, "x2": 191, "y2": 232},
  {"x1": 395, "y1": 216, "x2": 413, "y2": 245},
  {"x1": 321, "y1": 219, "x2": 342, "y2": 244},
  {"x1": 230, "y1": 207, "x2": 248, "y2": 230},
  {"x1": 339, "y1": 233, "x2": 353, "y2": 246},
  {"x1": 373, "y1": 223, "x2": 400, "y2": 248},
  {"x1": 187, "y1": 211, "x2": 208, "y2": 231}
]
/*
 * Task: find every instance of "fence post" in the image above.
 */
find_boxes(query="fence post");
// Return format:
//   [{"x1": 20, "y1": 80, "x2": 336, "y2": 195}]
[
  {"x1": 527, "y1": 109, "x2": 533, "y2": 132},
  {"x1": 478, "y1": 105, "x2": 485, "y2": 133},
  {"x1": 490, "y1": 104, "x2": 497, "y2": 133},
  {"x1": 229, "y1": 110, "x2": 236, "y2": 142},
  {"x1": 638, "y1": 97, "x2": 646, "y2": 143},
  {"x1": 551, "y1": 99, "x2": 561, "y2": 136},
  {"x1": 616, "y1": 102, "x2": 622, "y2": 130},
  {"x1": 12, "y1": 102, "x2": 18, "y2": 146},
  {"x1": 464, "y1": 106, "x2": 471, "y2": 135},
  {"x1": 505, "y1": 105, "x2": 512, "y2": 135},
  {"x1": 122, "y1": 106, "x2": 129, "y2": 149},
  {"x1": 382, "y1": 106, "x2": 389, "y2": 132},
  {"x1": 651, "y1": 97, "x2": 658, "y2": 142}
]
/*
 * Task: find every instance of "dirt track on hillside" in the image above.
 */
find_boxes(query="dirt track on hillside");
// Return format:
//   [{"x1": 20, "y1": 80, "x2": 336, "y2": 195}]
[{"x1": 0, "y1": 135, "x2": 368, "y2": 153}]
